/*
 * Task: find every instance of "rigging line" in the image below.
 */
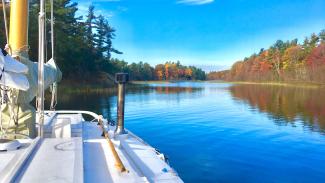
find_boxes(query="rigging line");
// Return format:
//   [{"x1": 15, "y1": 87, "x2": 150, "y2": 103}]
[
  {"x1": 0, "y1": 54, "x2": 5, "y2": 137},
  {"x1": 49, "y1": 0, "x2": 57, "y2": 110},
  {"x1": 44, "y1": 0, "x2": 47, "y2": 62},
  {"x1": 50, "y1": 83, "x2": 57, "y2": 110},
  {"x1": 1, "y1": 0, "x2": 8, "y2": 44},
  {"x1": 50, "y1": 0, "x2": 54, "y2": 58},
  {"x1": 0, "y1": 89, "x2": 3, "y2": 136}
]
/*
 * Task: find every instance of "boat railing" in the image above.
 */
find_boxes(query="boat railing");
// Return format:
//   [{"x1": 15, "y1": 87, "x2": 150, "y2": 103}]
[{"x1": 44, "y1": 110, "x2": 105, "y2": 122}]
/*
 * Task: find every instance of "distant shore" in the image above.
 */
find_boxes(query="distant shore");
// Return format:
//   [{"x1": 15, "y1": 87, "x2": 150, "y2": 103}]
[
  {"x1": 207, "y1": 80, "x2": 325, "y2": 88},
  {"x1": 131, "y1": 80, "x2": 206, "y2": 84},
  {"x1": 56, "y1": 79, "x2": 325, "y2": 94},
  {"x1": 56, "y1": 79, "x2": 176, "y2": 94},
  {"x1": 133, "y1": 80, "x2": 325, "y2": 88}
]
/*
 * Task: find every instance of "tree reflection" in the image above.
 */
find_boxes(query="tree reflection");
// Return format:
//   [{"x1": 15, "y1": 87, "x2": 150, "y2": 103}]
[
  {"x1": 230, "y1": 84, "x2": 325, "y2": 133},
  {"x1": 155, "y1": 86, "x2": 196, "y2": 94},
  {"x1": 47, "y1": 85, "x2": 202, "y2": 120}
]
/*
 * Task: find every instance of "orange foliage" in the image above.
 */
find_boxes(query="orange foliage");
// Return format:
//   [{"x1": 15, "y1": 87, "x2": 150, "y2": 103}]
[
  {"x1": 207, "y1": 30, "x2": 325, "y2": 83},
  {"x1": 165, "y1": 64, "x2": 169, "y2": 80},
  {"x1": 185, "y1": 68, "x2": 193, "y2": 78},
  {"x1": 307, "y1": 43, "x2": 325, "y2": 67}
]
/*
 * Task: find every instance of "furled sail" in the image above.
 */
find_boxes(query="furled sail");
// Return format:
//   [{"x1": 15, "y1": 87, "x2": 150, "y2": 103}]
[
  {"x1": 0, "y1": 48, "x2": 29, "y2": 91},
  {"x1": 16, "y1": 54, "x2": 62, "y2": 104}
]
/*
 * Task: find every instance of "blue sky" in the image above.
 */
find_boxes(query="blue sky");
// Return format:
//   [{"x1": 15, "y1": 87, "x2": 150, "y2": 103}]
[{"x1": 76, "y1": 0, "x2": 325, "y2": 71}]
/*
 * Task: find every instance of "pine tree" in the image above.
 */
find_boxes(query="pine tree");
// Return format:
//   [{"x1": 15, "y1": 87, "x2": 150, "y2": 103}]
[
  {"x1": 94, "y1": 15, "x2": 106, "y2": 57},
  {"x1": 85, "y1": 5, "x2": 96, "y2": 48},
  {"x1": 103, "y1": 20, "x2": 122, "y2": 59}
]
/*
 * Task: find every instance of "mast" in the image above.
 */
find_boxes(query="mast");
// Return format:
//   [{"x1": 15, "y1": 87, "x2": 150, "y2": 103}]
[{"x1": 9, "y1": 0, "x2": 29, "y2": 55}]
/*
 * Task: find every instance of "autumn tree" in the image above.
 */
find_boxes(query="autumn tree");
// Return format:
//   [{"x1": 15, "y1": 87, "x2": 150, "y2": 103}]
[
  {"x1": 155, "y1": 64, "x2": 165, "y2": 80},
  {"x1": 319, "y1": 30, "x2": 325, "y2": 43},
  {"x1": 185, "y1": 68, "x2": 193, "y2": 79},
  {"x1": 208, "y1": 29, "x2": 325, "y2": 83},
  {"x1": 307, "y1": 43, "x2": 325, "y2": 67},
  {"x1": 165, "y1": 63, "x2": 170, "y2": 80}
]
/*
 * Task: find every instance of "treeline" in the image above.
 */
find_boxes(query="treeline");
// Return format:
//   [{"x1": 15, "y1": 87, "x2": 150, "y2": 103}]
[
  {"x1": 0, "y1": 1, "x2": 205, "y2": 84},
  {"x1": 0, "y1": 0, "x2": 121, "y2": 85},
  {"x1": 108, "y1": 60, "x2": 206, "y2": 81},
  {"x1": 208, "y1": 30, "x2": 325, "y2": 83}
]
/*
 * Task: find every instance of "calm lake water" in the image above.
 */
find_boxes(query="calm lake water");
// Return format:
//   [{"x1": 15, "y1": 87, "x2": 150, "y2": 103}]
[{"x1": 56, "y1": 82, "x2": 325, "y2": 183}]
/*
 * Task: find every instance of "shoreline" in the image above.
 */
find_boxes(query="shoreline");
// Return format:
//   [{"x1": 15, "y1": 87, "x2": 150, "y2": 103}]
[
  {"x1": 56, "y1": 80, "x2": 325, "y2": 94},
  {"x1": 207, "y1": 80, "x2": 325, "y2": 88},
  {"x1": 134, "y1": 80, "x2": 325, "y2": 88},
  {"x1": 131, "y1": 80, "x2": 206, "y2": 84},
  {"x1": 57, "y1": 82, "x2": 146, "y2": 94}
]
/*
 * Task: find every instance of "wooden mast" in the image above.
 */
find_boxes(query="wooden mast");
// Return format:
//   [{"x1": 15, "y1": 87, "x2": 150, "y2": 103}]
[{"x1": 9, "y1": 0, "x2": 29, "y2": 55}]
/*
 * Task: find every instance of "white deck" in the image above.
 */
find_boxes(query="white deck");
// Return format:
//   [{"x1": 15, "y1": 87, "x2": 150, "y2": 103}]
[
  {"x1": 16, "y1": 138, "x2": 83, "y2": 183},
  {"x1": 0, "y1": 111, "x2": 183, "y2": 183}
]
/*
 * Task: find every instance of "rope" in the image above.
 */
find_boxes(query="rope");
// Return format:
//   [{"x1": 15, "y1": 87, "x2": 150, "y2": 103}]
[
  {"x1": 1, "y1": 0, "x2": 8, "y2": 44},
  {"x1": 0, "y1": 41, "x2": 6, "y2": 138},
  {"x1": 8, "y1": 89, "x2": 19, "y2": 135},
  {"x1": 50, "y1": 0, "x2": 54, "y2": 58},
  {"x1": 44, "y1": 1, "x2": 47, "y2": 62},
  {"x1": 50, "y1": 82, "x2": 57, "y2": 110},
  {"x1": 1, "y1": 0, "x2": 11, "y2": 55},
  {"x1": 49, "y1": 0, "x2": 57, "y2": 110},
  {"x1": 0, "y1": 88, "x2": 4, "y2": 137},
  {"x1": 97, "y1": 116, "x2": 127, "y2": 172}
]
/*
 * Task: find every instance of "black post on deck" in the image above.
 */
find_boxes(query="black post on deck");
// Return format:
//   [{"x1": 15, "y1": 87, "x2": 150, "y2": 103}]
[{"x1": 115, "y1": 73, "x2": 129, "y2": 135}]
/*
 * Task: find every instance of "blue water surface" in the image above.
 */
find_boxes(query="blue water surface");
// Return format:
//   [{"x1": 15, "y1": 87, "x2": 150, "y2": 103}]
[{"x1": 60, "y1": 82, "x2": 325, "y2": 183}]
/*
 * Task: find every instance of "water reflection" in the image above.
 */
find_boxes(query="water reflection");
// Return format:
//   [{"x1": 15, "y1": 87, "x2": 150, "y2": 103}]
[
  {"x1": 50, "y1": 85, "x2": 203, "y2": 119},
  {"x1": 155, "y1": 86, "x2": 196, "y2": 94},
  {"x1": 230, "y1": 84, "x2": 325, "y2": 133},
  {"x1": 52, "y1": 92, "x2": 114, "y2": 120}
]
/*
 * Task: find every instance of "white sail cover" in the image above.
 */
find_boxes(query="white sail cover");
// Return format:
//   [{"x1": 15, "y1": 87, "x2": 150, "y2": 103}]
[
  {"x1": 0, "y1": 50, "x2": 28, "y2": 73},
  {"x1": 0, "y1": 49, "x2": 29, "y2": 91},
  {"x1": 16, "y1": 55, "x2": 62, "y2": 103}
]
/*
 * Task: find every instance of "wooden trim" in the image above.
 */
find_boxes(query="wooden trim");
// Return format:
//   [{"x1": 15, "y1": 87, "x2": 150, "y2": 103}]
[{"x1": 98, "y1": 116, "x2": 127, "y2": 173}]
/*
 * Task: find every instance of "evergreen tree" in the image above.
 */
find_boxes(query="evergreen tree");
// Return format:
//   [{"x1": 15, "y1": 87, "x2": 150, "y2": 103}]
[
  {"x1": 94, "y1": 15, "x2": 106, "y2": 57},
  {"x1": 103, "y1": 20, "x2": 122, "y2": 59},
  {"x1": 85, "y1": 5, "x2": 96, "y2": 48}
]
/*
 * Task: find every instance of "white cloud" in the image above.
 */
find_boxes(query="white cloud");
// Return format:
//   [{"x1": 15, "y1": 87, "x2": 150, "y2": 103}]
[{"x1": 177, "y1": 0, "x2": 214, "y2": 5}]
